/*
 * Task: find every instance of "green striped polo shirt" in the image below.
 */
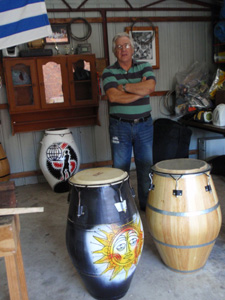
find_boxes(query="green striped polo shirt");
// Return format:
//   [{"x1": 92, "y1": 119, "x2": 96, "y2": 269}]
[{"x1": 102, "y1": 59, "x2": 156, "y2": 119}]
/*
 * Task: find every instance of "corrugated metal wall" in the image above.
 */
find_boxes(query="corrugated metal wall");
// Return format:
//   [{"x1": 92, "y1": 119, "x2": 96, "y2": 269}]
[{"x1": 0, "y1": 1, "x2": 222, "y2": 186}]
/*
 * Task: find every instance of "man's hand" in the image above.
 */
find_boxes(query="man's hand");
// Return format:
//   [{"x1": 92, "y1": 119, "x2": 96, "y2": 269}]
[
  {"x1": 106, "y1": 87, "x2": 142, "y2": 104},
  {"x1": 117, "y1": 76, "x2": 155, "y2": 96},
  {"x1": 125, "y1": 77, "x2": 155, "y2": 96},
  {"x1": 117, "y1": 84, "x2": 124, "y2": 92}
]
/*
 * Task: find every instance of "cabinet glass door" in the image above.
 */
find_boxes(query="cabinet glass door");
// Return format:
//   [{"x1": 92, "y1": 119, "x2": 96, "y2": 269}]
[
  {"x1": 37, "y1": 57, "x2": 70, "y2": 109},
  {"x1": 5, "y1": 60, "x2": 40, "y2": 112},
  {"x1": 68, "y1": 55, "x2": 98, "y2": 106}
]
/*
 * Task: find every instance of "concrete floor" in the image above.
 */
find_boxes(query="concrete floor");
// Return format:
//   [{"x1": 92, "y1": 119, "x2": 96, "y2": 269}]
[{"x1": 0, "y1": 170, "x2": 225, "y2": 300}]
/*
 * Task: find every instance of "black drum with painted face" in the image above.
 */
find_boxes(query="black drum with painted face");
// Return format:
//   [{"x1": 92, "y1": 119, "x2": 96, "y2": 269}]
[{"x1": 66, "y1": 167, "x2": 144, "y2": 300}]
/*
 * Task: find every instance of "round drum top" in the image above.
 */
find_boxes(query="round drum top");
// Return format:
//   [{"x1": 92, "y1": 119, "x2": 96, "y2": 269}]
[
  {"x1": 45, "y1": 128, "x2": 70, "y2": 135},
  {"x1": 69, "y1": 167, "x2": 128, "y2": 186},
  {"x1": 152, "y1": 158, "x2": 211, "y2": 175}
]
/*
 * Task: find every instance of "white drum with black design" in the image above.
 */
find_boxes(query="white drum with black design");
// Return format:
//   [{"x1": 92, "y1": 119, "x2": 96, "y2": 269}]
[{"x1": 39, "y1": 128, "x2": 80, "y2": 193}]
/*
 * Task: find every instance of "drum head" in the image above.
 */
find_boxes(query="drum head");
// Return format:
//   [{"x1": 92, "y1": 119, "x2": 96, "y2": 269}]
[
  {"x1": 152, "y1": 158, "x2": 211, "y2": 175},
  {"x1": 45, "y1": 128, "x2": 70, "y2": 135},
  {"x1": 69, "y1": 167, "x2": 128, "y2": 186}
]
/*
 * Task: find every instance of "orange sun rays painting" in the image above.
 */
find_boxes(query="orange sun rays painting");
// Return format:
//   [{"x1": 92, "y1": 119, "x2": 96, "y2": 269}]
[{"x1": 89, "y1": 215, "x2": 144, "y2": 281}]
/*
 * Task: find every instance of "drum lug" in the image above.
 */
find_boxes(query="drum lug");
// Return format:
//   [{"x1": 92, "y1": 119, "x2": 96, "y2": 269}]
[
  {"x1": 131, "y1": 187, "x2": 136, "y2": 198},
  {"x1": 205, "y1": 185, "x2": 212, "y2": 192},
  {"x1": 77, "y1": 205, "x2": 84, "y2": 217},
  {"x1": 77, "y1": 190, "x2": 85, "y2": 217},
  {"x1": 149, "y1": 173, "x2": 155, "y2": 191},
  {"x1": 173, "y1": 189, "x2": 182, "y2": 197},
  {"x1": 67, "y1": 189, "x2": 71, "y2": 203},
  {"x1": 128, "y1": 180, "x2": 136, "y2": 198},
  {"x1": 171, "y1": 175, "x2": 183, "y2": 197},
  {"x1": 205, "y1": 173, "x2": 212, "y2": 193},
  {"x1": 114, "y1": 183, "x2": 127, "y2": 213}
]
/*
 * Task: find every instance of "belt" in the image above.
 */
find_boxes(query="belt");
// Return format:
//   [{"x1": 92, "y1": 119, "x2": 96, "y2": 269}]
[{"x1": 110, "y1": 114, "x2": 151, "y2": 124}]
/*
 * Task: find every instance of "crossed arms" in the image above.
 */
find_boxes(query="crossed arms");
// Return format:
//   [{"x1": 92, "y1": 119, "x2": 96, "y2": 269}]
[{"x1": 106, "y1": 77, "x2": 156, "y2": 104}]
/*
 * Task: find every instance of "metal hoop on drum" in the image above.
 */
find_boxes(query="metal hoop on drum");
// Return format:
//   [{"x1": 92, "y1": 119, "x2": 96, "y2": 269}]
[{"x1": 149, "y1": 168, "x2": 213, "y2": 197}]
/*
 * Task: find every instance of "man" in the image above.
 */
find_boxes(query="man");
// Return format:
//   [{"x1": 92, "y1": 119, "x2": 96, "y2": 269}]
[{"x1": 102, "y1": 32, "x2": 156, "y2": 211}]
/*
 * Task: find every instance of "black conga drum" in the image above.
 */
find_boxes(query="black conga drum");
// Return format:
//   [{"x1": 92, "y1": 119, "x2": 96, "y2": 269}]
[
  {"x1": 66, "y1": 167, "x2": 144, "y2": 300},
  {"x1": 146, "y1": 158, "x2": 222, "y2": 273}
]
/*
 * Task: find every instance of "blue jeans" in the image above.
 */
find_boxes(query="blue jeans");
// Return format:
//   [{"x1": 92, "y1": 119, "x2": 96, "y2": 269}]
[{"x1": 109, "y1": 116, "x2": 153, "y2": 209}]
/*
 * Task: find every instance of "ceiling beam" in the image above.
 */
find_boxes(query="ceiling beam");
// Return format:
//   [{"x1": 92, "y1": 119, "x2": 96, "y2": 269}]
[
  {"x1": 124, "y1": 0, "x2": 133, "y2": 9},
  {"x1": 47, "y1": 7, "x2": 210, "y2": 13},
  {"x1": 177, "y1": 0, "x2": 215, "y2": 9},
  {"x1": 77, "y1": 0, "x2": 89, "y2": 10},
  {"x1": 52, "y1": 0, "x2": 220, "y2": 12},
  {"x1": 140, "y1": 0, "x2": 167, "y2": 9},
  {"x1": 61, "y1": 0, "x2": 72, "y2": 10},
  {"x1": 49, "y1": 16, "x2": 212, "y2": 24}
]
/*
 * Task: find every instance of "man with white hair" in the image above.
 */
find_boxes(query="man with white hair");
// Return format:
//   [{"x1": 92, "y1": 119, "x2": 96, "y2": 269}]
[{"x1": 102, "y1": 32, "x2": 156, "y2": 211}]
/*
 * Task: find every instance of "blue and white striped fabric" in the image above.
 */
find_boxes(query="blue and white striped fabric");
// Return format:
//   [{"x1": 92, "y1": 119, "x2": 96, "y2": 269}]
[{"x1": 0, "y1": 0, "x2": 52, "y2": 50}]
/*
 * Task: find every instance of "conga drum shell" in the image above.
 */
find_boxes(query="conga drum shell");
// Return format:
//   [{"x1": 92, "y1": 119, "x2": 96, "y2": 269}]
[
  {"x1": 39, "y1": 128, "x2": 80, "y2": 193},
  {"x1": 146, "y1": 158, "x2": 222, "y2": 273},
  {"x1": 66, "y1": 167, "x2": 144, "y2": 300},
  {"x1": 0, "y1": 143, "x2": 10, "y2": 182}
]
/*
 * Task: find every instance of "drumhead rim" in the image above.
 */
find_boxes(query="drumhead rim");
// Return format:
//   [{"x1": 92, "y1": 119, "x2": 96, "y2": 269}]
[
  {"x1": 151, "y1": 158, "x2": 211, "y2": 175},
  {"x1": 150, "y1": 169, "x2": 211, "y2": 177},
  {"x1": 69, "y1": 167, "x2": 129, "y2": 186},
  {"x1": 69, "y1": 176, "x2": 129, "y2": 188},
  {"x1": 45, "y1": 128, "x2": 71, "y2": 135}
]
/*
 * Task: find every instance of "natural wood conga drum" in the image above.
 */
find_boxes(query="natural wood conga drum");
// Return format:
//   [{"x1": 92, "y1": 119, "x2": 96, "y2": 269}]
[
  {"x1": 66, "y1": 167, "x2": 144, "y2": 299},
  {"x1": 0, "y1": 143, "x2": 10, "y2": 182},
  {"x1": 146, "y1": 158, "x2": 222, "y2": 273}
]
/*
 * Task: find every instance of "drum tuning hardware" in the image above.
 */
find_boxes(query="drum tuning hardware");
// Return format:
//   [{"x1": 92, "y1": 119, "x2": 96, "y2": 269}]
[
  {"x1": 173, "y1": 189, "x2": 182, "y2": 197},
  {"x1": 114, "y1": 184, "x2": 127, "y2": 213},
  {"x1": 172, "y1": 175, "x2": 182, "y2": 197},
  {"x1": 205, "y1": 173, "x2": 212, "y2": 193},
  {"x1": 77, "y1": 190, "x2": 85, "y2": 217},
  {"x1": 128, "y1": 180, "x2": 136, "y2": 198},
  {"x1": 148, "y1": 173, "x2": 155, "y2": 191},
  {"x1": 67, "y1": 191, "x2": 71, "y2": 203},
  {"x1": 205, "y1": 185, "x2": 212, "y2": 192}
]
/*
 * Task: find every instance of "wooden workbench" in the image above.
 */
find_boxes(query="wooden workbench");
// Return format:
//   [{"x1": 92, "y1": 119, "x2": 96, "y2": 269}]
[
  {"x1": 180, "y1": 118, "x2": 225, "y2": 135},
  {"x1": 0, "y1": 181, "x2": 29, "y2": 300}
]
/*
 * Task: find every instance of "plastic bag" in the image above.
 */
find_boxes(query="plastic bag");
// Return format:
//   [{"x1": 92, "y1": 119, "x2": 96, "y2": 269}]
[
  {"x1": 209, "y1": 68, "x2": 225, "y2": 99},
  {"x1": 175, "y1": 62, "x2": 213, "y2": 116}
]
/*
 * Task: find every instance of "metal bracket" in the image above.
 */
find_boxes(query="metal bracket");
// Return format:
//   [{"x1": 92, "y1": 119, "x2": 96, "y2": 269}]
[
  {"x1": 149, "y1": 173, "x2": 155, "y2": 191},
  {"x1": 113, "y1": 181, "x2": 127, "y2": 213},
  {"x1": 171, "y1": 175, "x2": 183, "y2": 197},
  {"x1": 173, "y1": 189, "x2": 183, "y2": 197},
  {"x1": 205, "y1": 173, "x2": 212, "y2": 192},
  {"x1": 77, "y1": 190, "x2": 84, "y2": 217}
]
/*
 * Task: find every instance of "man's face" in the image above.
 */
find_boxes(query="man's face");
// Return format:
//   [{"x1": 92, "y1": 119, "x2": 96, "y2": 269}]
[{"x1": 115, "y1": 37, "x2": 134, "y2": 63}]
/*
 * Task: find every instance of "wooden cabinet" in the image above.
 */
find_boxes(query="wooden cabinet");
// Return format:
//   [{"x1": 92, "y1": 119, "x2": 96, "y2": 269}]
[{"x1": 3, "y1": 54, "x2": 99, "y2": 134}]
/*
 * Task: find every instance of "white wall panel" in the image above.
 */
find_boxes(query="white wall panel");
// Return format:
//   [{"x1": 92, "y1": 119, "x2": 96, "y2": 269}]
[{"x1": 94, "y1": 100, "x2": 112, "y2": 162}]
